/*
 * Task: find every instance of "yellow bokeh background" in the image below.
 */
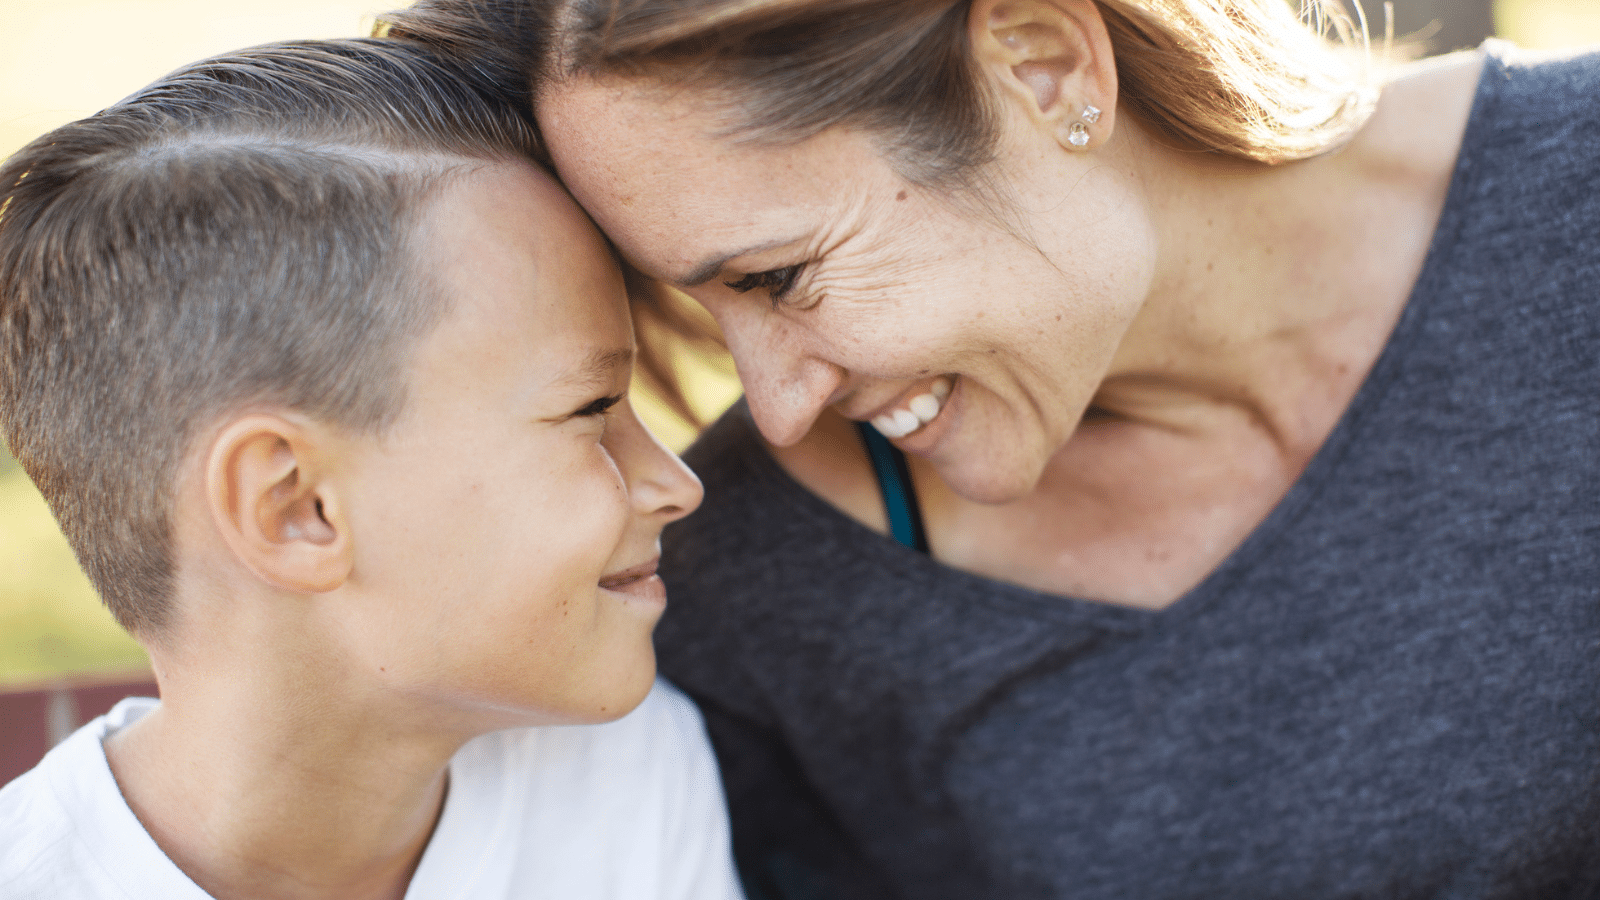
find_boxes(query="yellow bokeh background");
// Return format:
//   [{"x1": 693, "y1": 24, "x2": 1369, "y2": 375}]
[{"x1": 0, "y1": 0, "x2": 1595, "y2": 685}]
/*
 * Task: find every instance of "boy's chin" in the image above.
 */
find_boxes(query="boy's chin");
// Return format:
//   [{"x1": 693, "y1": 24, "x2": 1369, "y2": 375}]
[
  {"x1": 397, "y1": 640, "x2": 659, "y2": 733},
  {"x1": 578, "y1": 649, "x2": 660, "y2": 725},
  {"x1": 529, "y1": 644, "x2": 660, "y2": 728}
]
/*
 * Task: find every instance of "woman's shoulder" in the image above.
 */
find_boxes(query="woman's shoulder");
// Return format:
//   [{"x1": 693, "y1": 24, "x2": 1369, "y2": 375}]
[
  {"x1": 1481, "y1": 39, "x2": 1600, "y2": 96},
  {"x1": 1362, "y1": 48, "x2": 1486, "y2": 177},
  {"x1": 1347, "y1": 41, "x2": 1600, "y2": 194},
  {"x1": 1443, "y1": 42, "x2": 1600, "y2": 260},
  {"x1": 1428, "y1": 41, "x2": 1600, "y2": 174},
  {"x1": 1381, "y1": 39, "x2": 1600, "y2": 118},
  {"x1": 1356, "y1": 41, "x2": 1600, "y2": 298}
]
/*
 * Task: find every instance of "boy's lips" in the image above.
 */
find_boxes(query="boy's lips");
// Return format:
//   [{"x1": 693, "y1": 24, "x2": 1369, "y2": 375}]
[{"x1": 599, "y1": 558, "x2": 660, "y2": 591}]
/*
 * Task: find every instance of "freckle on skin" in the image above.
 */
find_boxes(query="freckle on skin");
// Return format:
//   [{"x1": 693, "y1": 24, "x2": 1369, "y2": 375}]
[{"x1": 896, "y1": 191, "x2": 907, "y2": 201}]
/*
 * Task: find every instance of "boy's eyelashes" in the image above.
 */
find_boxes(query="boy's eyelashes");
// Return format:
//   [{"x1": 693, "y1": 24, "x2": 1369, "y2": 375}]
[{"x1": 568, "y1": 393, "x2": 625, "y2": 420}]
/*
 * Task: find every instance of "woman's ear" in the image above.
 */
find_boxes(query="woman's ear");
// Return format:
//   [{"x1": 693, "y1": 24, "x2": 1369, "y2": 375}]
[
  {"x1": 968, "y1": 0, "x2": 1118, "y2": 152},
  {"x1": 205, "y1": 414, "x2": 353, "y2": 594}
]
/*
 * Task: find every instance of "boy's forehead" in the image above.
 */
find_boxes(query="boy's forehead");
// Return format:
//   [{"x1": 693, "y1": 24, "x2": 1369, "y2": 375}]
[
  {"x1": 406, "y1": 159, "x2": 634, "y2": 395},
  {"x1": 419, "y1": 156, "x2": 573, "y2": 231},
  {"x1": 416, "y1": 159, "x2": 576, "y2": 303}
]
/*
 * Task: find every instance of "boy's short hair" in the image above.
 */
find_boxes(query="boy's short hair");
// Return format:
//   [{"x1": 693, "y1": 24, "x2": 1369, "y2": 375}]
[{"x1": 0, "y1": 38, "x2": 541, "y2": 638}]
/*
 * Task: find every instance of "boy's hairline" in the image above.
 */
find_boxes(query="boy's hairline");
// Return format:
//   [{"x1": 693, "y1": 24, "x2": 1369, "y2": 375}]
[
  {"x1": 146, "y1": 150, "x2": 563, "y2": 652},
  {"x1": 150, "y1": 145, "x2": 516, "y2": 461},
  {"x1": 0, "y1": 35, "x2": 553, "y2": 641},
  {"x1": 132, "y1": 133, "x2": 527, "y2": 179},
  {"x1": 154, "y1": 149, "x2": 550, "y2": 476}
]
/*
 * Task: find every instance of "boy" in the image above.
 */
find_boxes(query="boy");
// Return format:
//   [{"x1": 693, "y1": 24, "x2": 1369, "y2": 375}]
[{"x1": 0, "y1": 37, "x2": 742, "y2": 900}]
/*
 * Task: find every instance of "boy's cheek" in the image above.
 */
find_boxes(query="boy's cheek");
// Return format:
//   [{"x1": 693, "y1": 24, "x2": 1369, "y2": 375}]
[{"x1": 385, "y1": 587, "x2": 660, "y2": 726}]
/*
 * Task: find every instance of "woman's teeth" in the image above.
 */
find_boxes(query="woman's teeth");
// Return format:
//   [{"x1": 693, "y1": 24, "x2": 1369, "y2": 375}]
[{"x1": 872, "y1": 376, "x2": 953, "y2": 440}]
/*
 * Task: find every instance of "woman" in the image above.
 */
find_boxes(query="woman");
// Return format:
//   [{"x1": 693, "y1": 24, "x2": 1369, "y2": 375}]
[{"x1": 383, "y1": 1, "x2": 1600, "y2": 897}]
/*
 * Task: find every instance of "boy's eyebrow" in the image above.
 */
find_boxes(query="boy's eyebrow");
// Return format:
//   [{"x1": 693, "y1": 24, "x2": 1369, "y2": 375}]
[{"x1": 554, "y1": 347, "x2": 634, "y2": 390}]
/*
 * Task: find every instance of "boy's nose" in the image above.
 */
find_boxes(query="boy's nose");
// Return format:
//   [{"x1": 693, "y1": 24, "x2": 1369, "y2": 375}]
[{"x1": 613, "y1": 406, "x2": 703, "y2": 523}]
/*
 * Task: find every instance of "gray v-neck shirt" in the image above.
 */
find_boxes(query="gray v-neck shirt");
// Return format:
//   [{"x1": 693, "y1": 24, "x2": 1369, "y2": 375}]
[{"x1": 657, "y1": 44, "x2": 1600, "y2": 900}]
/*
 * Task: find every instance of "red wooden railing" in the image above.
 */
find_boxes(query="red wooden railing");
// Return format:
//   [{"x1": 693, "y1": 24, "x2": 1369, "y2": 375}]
[{"x1": 0, "y1": 668, "x2": 158, "y2": 788}]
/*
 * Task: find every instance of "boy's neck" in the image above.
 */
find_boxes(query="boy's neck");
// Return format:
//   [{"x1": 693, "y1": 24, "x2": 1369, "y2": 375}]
[{"x1": 104, "y1": 653, "x2": 462, "y2": 900}]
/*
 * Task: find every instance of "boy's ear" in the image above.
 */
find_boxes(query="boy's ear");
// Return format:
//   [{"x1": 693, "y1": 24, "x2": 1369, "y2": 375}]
[
  {"x1": 968, "y1": 0, "x2": 1118, "y2": 152},
  {"x1": 205, "y1": 415, "x2": 353, "y2": 594}
]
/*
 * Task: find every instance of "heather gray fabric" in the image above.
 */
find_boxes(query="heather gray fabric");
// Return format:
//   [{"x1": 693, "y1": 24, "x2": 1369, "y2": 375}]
[{"x1": 656, "y1": 44, "x2": 1600, "y2": 900}]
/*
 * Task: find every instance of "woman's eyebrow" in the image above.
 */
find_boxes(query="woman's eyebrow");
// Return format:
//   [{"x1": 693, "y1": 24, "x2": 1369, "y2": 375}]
[{"x1": 677, "y1": 237, "x2": 799, "y2": 287}]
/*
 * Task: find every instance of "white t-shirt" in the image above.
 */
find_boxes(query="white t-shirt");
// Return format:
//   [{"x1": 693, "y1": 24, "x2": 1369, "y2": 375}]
[{"x1": 0, "y1": 679, "x2": 745, "y2": 900}]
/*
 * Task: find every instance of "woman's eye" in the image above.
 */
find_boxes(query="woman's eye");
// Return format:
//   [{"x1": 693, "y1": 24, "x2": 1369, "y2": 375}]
[
  {"x1": 724, "y1": 265, "x2": 805, "y2": 309},
  {"x1": 571, "y1": 393, "x2": 623, "y2": 419}
]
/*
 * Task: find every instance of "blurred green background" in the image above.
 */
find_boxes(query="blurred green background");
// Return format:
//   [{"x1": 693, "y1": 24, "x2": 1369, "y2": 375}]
[{"x1": 0, "y1": 0, "x2": 1596, "y2": 686}]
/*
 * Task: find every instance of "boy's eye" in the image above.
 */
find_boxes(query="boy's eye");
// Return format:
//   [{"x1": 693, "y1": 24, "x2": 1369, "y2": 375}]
[
  {"x1": 570, "y1": 393, "x2": 624, "y2": 419},
  {"x1": 724, "y1": 264, "x2": 806, "y2": 310}
]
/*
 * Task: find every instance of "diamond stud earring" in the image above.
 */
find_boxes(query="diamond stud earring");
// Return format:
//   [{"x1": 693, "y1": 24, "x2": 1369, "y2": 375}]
[{"x1": 1067, "y1": 104, "x2": 1100, "y2": 148}]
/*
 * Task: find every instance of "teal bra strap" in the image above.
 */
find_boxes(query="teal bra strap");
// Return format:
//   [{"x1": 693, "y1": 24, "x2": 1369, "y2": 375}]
[{"x1": 855, "y1": 422, "x2": 930, "y2": 553}]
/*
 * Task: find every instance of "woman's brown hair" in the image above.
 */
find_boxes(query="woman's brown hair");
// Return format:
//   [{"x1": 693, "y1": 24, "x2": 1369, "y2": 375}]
[
  {"x1": 379, "y1": 0, "x2": 1377, "y2": 419},
  {"x1": 382, "y1": 0, "x2": 1376, "y2": 173}
]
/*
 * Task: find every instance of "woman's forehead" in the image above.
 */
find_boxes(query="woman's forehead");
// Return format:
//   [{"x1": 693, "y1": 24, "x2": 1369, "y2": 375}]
[
  {"x1": 539, "y1": 76, "x2": 726, "y2": 180},
  {"x1": 539, "y1": 78, "x2": 893, "y2": 270}
]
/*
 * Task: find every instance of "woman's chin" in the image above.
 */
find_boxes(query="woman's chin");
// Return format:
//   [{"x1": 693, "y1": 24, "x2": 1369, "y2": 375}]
[
  {"x1": 933, "y1": 444, "x2": 1049, "y2": 506},
  {"x1": 916, "y1": 390, "x2": 1055, "y2": 505}
]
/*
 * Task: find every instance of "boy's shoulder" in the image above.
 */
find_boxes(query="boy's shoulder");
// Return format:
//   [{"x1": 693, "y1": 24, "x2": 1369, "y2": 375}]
[
  {"x1": 0, "y1": 682, "x2": 743, "y2": 900},
  {"x1": 410, "y1": 678, "x2": 743, "y2": 899},
  {"x1": 0, "y1": 697, "x2": 210, "y2": 899}
]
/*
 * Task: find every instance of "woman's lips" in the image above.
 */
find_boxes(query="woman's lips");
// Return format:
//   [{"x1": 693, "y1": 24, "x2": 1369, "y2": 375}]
[{"x1": 871, "y1": 375, "x2": 954, "y2": 440}]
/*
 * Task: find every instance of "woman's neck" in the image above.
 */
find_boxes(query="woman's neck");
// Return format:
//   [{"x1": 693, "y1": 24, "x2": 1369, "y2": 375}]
[
  {"x1": 1096, "y1": 50, "x2": 1485, "y2": 461},
  {"x1": 899, "y1": 50, "x2": 1487, "y2": 608}
]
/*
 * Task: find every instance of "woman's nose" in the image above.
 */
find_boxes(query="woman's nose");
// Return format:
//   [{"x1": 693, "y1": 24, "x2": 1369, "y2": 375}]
[{"x1": 717, "y1": 306, "x2": 844, "y2": 447}]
